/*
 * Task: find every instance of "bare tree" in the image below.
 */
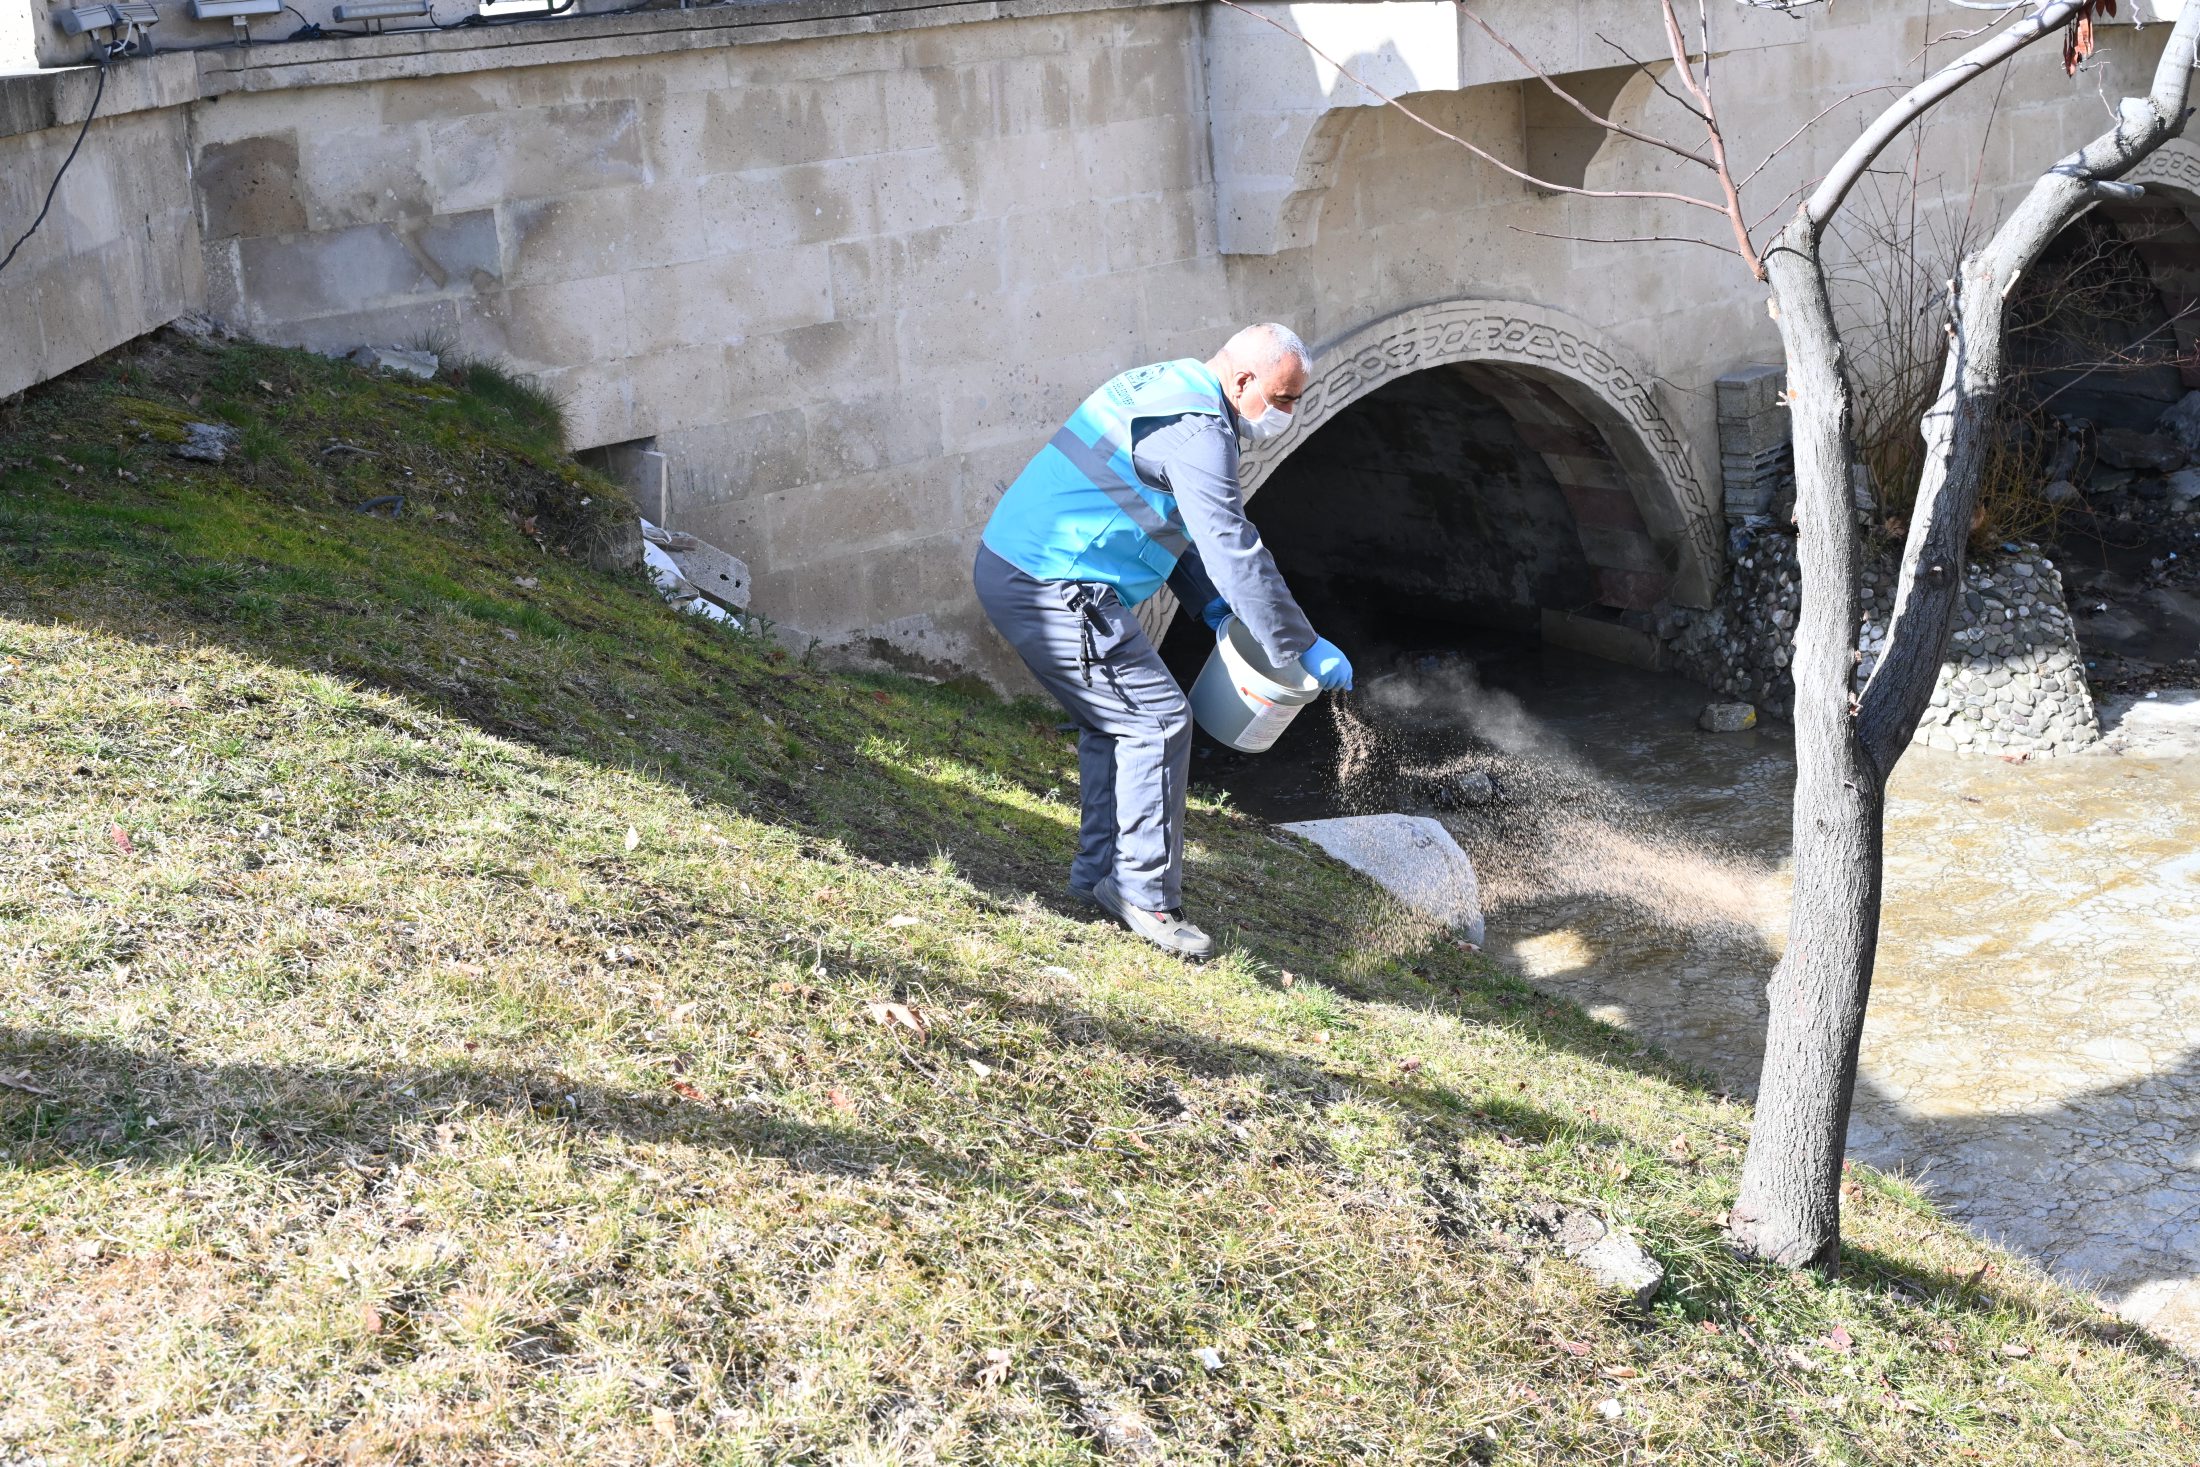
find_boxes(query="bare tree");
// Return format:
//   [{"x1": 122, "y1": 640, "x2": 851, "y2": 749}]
[{"x1": 1219, "y1": 0, "x2": 2200, "y2": 1266}]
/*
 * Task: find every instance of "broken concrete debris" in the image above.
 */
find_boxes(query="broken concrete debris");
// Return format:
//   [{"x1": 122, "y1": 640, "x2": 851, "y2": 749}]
[
  {"x1": 174, "y1": 422, "x2": 239, "y2": 463},
  {"x1": 645, "y1": 521, "x2": 750, "y2": 610},
  {"x1": 349, "y1": 345, "x2": 439, "y2": 380},
  {"x1": 1277, "y1": 813, "x2": 1485, "y2": 947},
  {"x1": 1532, "y1": 1205, "x2": 1666, "y2": 1310},
  {"x1": 1698, "y1": 702, "x2": 1757, "y2": 733},
  {"x1": 640, "y1": 518, "x2": 747, "y2": 626}
]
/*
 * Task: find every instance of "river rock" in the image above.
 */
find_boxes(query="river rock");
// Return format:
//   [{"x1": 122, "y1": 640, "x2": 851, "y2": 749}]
[
  {"x1": 2042, "y1": 478, "x2": 2080, "y2": 506},
  {"x1": 1428, "y1": 770, "x2": 1497, "y2": 809},
  {"x1": 2166, "y1": 467, "x2": 2200, "y2": 510},
  {"x1": 2157, "y1": 389, "x2": 2200, "y2": 455},
  {"x1": 1278, "y1": 813, "x2": 1484, "y2": 946},
  {"x1": 1699, "y1": 701, "x2": 1758, "y2": 733},
  {"x1": 2094, "y1": 427, "x2": 2186, "y2": 474}
]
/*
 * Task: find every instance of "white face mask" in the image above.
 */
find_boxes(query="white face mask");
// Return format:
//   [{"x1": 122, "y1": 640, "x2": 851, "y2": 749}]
[{"x1": 1239, "y1": 399, "x2": 1292, "y2": 444}]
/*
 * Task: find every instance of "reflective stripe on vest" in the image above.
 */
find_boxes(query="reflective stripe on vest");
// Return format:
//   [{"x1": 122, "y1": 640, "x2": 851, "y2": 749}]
[{"x1": 981, "y1": 359, "x2": 1228, "y2": 605}]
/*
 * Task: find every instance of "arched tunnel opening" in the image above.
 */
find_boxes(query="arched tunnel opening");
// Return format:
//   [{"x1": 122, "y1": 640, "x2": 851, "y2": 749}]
[
  {"x1": 1158, "y1": 360, "x2": 1718, "y2": 827},
  {"x1": 1157, "y1": 356, "x2": 1796, "y2": 1036},
  {"x1": 2000, "y1": 201, "x2": 2200, "y2": 684}
]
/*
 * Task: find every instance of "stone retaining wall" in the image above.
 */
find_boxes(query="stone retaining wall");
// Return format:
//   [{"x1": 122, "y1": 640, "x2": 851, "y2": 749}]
[{"x1": 1662, "y1": 529, "x2": 2101, "y2": 755}]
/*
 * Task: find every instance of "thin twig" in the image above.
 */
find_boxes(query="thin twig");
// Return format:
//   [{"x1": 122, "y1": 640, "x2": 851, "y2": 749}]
[
  {"x1": 1659, "y1": 0, "x2": 1764, "y2": 277},
  {"x1": 1593, "y1": 30, "x2": 1711, "y2": 123},
  {"x1": 1733, "y1": 84, "x2": 1912, "y2": 191},
  {"x1": 1453, "y1": 2, "x2": 1713, "y2": 168},
  {"x1": 1508, "y1": 224, "x2": 1740, "y2": 256}
]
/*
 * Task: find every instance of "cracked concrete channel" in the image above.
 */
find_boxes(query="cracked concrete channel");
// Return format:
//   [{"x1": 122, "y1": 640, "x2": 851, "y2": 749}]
[{"x1": 1202, "y1": 648, "x2": 2200, "y2": 1354}]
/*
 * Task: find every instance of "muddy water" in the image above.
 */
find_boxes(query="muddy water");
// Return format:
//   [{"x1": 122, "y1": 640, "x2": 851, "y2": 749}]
[{"x1": 1205, "y1": 648, "x2": 2200, "y2": 1351}]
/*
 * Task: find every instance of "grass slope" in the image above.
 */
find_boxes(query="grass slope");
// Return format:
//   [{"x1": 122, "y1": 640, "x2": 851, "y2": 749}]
[{"x1": 0, "y1": 336, "x2": 2192, "y2": 1464}]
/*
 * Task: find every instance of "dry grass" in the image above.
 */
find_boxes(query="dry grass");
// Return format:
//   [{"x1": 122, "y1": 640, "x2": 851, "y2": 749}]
[{"x1": 0, "y1": 338, "x2": 2194, "y2": 1463}]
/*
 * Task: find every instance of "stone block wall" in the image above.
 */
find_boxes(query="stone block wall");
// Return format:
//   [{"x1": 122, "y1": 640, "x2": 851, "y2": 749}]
[
  {"x1": 1874, "y1": 551, "x2": 2101, "y2": 755},
  {"x1": 0, "y1": 57, "x2": 204, "y2": 401},
  {"x1": 1663, "y1": 527, "x2": 2101, "y2": 755},
  {"x1": 187, "y1": 4, "x2": 1228, "y2": 675}
]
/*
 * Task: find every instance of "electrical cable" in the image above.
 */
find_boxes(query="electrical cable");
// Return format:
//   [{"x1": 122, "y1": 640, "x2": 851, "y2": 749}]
[{"x1": 0, "y1": 54, "x2": 110, "y2": 281}]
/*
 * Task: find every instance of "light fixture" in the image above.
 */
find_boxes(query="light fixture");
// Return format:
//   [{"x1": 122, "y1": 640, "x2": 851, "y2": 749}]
[
  {"x1": 331, "y1": 0, "x2": 430, "y2": 27},
  {"x1": 50, "y1": 2, "x2": 158, "y2": 54},
  {"x1": 190, "y1": 0, "x2": 279, "y2": 40}
]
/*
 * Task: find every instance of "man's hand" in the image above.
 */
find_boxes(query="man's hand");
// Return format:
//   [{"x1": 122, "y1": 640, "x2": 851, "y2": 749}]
[
  {"x1": 1304, "y1": 636, "x2": 1353, "y2": 692},
  {"x1": 1201, "y1": 597, "x2": 1232, "y2": 631}
]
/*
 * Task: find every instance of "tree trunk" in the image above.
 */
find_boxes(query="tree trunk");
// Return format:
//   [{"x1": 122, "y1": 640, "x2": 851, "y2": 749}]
[
  {"x1": 1727, "y1": 224, "x2": 1885, "y2": 1268},
  {"x1": 1730, "y1": 15, "x2": 2200, "y2": 1268}
]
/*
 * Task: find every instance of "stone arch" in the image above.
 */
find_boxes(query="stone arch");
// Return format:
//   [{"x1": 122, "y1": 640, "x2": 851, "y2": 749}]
[
  {"x1": 2127, "y1": 136, "x2": 2200, "y2": 202},
  {"x1": 1243, "y1": 298, "x2": 1720, "y2": 608}
]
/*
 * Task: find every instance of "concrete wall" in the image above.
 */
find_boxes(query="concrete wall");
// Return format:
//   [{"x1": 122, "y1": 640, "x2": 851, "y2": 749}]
[
  {"x1": 0, "y1": 0, "x2": 2180, "y2": 684},
  {"x1": 0, "y1": 55, "x2": 203, "y2": 399}
]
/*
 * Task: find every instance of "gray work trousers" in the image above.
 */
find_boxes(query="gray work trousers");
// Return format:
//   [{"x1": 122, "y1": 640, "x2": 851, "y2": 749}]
[{"x1": 973, "y1": 544, "x2": 1191, "y2": 912}]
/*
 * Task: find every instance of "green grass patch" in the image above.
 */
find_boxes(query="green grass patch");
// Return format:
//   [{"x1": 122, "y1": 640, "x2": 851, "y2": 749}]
[{"x1": 0, "y1": 334, "x2": 2191, "y2": 1462}]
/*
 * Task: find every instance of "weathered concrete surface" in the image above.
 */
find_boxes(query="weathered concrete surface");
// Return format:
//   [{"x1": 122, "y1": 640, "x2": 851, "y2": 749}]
[
  {"x1": 0, "y1": 55, "x2": 204, "y2": 400},
  {"x1": 1280, "y1": 813, "x2": 1485, "y2": 946}
]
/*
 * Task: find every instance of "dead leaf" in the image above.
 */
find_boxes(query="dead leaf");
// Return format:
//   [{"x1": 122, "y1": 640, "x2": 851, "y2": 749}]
[
  {"x1": 870, "y1": 690, "x2": 891, "y2": 705},
  {"x1": 1600, "y1": 1365, "x2": 1639, "y2": 1380},
  {"x1": 668, "y1": 1079, "x2": 704, "y2": 1102},
  {"x1": 624, "y1": 826, "x2": 641, "y2": 852},
  {"x1": 1827, "y1": 1325, "x2": 1853, "y2": 1355},
  {"x1": 865, "y1": 1001, "x2": 929, "y2": 1039},
  {"x1": 967, "y1": 1058, "x2": 994, "y2": 1079},
  {"x1": 652, "y1": 1405, "x2": 677, "y2": 1440},
  {"x1": 977, "y1": 1346, "x2": 1013, "y2": 1388},
  {"x1": 108, "y1": 822, "x2": 134, "y2": 855},
  {"x1": 2000, "y1": 1341, "x2": 2032, "y2": 1359},
  {"x1": 1398, "y1": 1057, "x2": 1423, "y2": 1074},
  {"x1": 885, "y1": 914, "x2": 921, "y2": 929},
  {"x1": 359, "y1": 1304, "x2": 385, "y2": 1335},
  {"x1": 0, "y1": 1072, "x2": 53, "y2": 1097},
  {"x1": 827, "y1": 1086, "x2": 856, "y2": 1113},
  {"x1": 1555, "y1": 1338, "x2": 1592, "y2": 1357}
]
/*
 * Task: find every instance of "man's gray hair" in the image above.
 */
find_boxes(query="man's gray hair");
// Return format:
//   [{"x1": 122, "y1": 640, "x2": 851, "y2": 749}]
[{"x1": 1224, "y1": 322, "x2": 1313, "y2": 376}]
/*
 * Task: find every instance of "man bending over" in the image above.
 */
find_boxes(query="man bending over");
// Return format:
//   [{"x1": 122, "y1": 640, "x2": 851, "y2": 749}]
[{"x1": 973, "y1": 323, "x2": 1354, "y2": 958}]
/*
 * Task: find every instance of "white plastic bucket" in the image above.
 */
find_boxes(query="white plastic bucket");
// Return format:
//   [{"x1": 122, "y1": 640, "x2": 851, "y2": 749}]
[{"x1": 1190, "y1": 615, "x2": 1321, "y2": 753}]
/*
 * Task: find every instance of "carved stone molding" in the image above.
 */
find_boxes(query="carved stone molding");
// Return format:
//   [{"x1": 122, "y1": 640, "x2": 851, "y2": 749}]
[
  {"x1": 2128, "y1": 137, "x2": 2200, "y2": 203},
  {"x1": 1242, "y1": 298, "x2": 1720, "y2": 606}
]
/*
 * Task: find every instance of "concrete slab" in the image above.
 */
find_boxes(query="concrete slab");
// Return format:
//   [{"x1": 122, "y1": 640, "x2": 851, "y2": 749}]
[{"x1": 1278, "y1": 813, "x2": 1485, "y2": 947}]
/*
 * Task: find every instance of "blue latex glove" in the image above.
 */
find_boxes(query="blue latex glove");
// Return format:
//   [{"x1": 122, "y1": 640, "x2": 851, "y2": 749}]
[
  {"x1": 1304, "y1": 635, "x2": 1354, "y2": 692},
  {"x1": 1201, "y1": 596, "x2": 1232, "y2": 631}
]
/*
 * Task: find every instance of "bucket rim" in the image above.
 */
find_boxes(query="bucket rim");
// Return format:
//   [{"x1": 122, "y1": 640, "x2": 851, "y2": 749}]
[{"x1": 1216, "y1": 615, "x2": 1319, "y2": 698}]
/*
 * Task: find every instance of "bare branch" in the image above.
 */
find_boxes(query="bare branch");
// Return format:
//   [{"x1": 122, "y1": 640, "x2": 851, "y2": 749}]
[
  {"x1": 1452, "y1": 2, "x2": 1714, "y2": 169},
  {"x1": 1733, "y1": 84, "x2": 1910, "y2": 192},
  {"x1": 1659, "y1": 0, "x2": 1764, "y2": 278},
  {"x1": 1803, "y1": 0, "x2": 2091, "y2": 236},
  {"x1": 1508, "y1": 224, "x2": 1742, "y2": 256},
  {"x1": 1210, "y1": 0, "x2": 1732, "y2": 215},
  {"x1": 1593, "y1": 31, "x2": 1712, "y2": 123}
]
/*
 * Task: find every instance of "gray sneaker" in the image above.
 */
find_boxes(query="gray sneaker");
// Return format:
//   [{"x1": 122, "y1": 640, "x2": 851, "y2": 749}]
[{"x1": 1091, "y1": 877, "x2": 1215, "y2": 960}]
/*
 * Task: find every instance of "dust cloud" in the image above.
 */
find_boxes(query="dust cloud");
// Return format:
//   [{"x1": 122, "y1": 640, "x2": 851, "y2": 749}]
[{"x1": 1328, "y1": 656, "x2": 1782, "y2": 937}]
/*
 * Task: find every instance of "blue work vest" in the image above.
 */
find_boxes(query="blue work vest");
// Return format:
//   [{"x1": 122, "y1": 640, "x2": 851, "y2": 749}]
[{"x1": 981, "y1": 358, "x2": 1231, "y2": 606}]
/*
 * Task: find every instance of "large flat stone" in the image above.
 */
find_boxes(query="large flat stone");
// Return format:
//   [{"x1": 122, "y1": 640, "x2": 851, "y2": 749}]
[{"x1": 1278, "y1": 813, "x2": 1484, "y2": 947}]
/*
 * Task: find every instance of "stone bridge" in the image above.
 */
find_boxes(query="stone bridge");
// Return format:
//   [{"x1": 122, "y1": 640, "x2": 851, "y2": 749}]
[{"x1": 0, "y1": 0, "x2": 2181, "y2": 681}]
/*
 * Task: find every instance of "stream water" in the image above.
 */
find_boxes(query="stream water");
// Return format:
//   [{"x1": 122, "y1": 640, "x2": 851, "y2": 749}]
[{"x1": 1196, "y1": 642, "x2": 2200, "y2": 1351}]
